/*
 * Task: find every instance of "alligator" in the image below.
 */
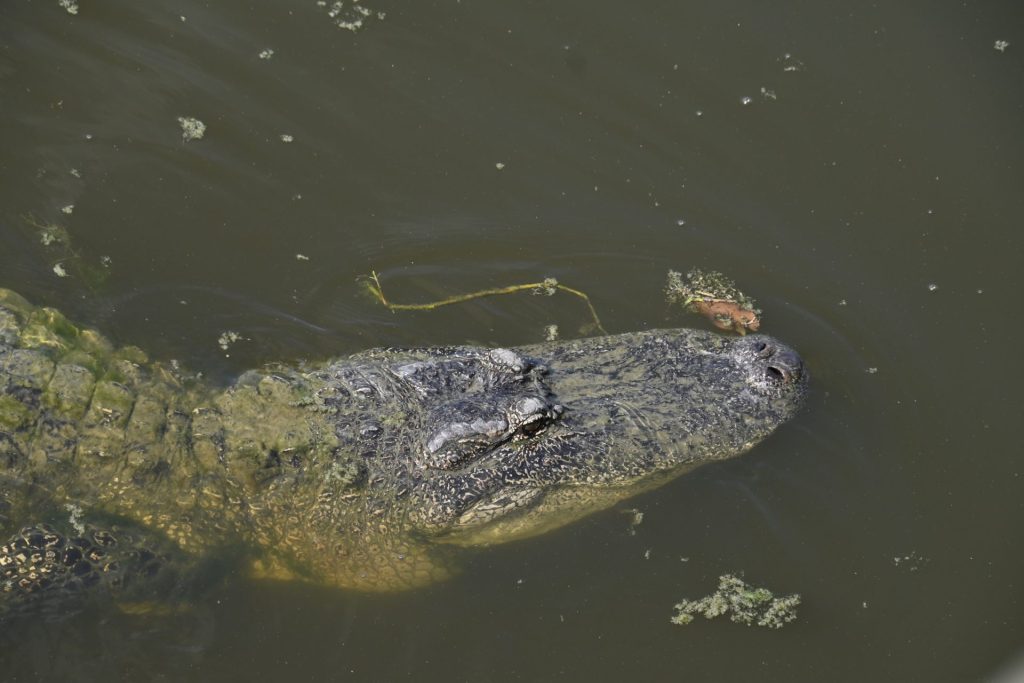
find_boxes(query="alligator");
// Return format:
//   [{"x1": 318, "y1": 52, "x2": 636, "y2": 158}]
[{"x1": 0, "y1": 287, "x2": 807, "y2": 618}]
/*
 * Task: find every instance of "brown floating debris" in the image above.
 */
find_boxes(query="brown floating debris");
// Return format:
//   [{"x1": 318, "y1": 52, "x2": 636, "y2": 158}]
[{"x1": 666, "y1": 269, "x2": 761, "y2": 335}]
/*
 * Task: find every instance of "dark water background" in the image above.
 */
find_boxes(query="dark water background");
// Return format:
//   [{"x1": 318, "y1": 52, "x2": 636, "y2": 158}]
[{"x1": 1, "y1": 1, "x2": 1022, "y2": 680}]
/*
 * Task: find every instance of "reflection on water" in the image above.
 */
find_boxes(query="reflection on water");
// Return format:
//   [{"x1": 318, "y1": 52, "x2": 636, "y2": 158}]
[{"x1": 1, "y1": 0, "x2": 1022, "y2": 680}]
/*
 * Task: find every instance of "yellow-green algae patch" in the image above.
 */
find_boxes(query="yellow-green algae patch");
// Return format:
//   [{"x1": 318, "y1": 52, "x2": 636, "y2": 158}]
[
  {"x1": 0, "y1": 395, "x2": 33, "y2": 431},
  {"x1": 21, "y1": 308, "x2": 80, "y2": 353},
  {"x1": 213, "y1": 372, "x2": 341, "y2": 466},
  {"x1": 178, "y1": 116, "x2": 206, "y2": 141},
  {"x1": 671, "y1": 574, "x2": 800, "y2": 629}
]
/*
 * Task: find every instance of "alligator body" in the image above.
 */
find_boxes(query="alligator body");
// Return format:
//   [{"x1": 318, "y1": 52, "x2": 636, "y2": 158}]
[{"x1": 0, "y1": 288, "x2": 806, "y2": 616}]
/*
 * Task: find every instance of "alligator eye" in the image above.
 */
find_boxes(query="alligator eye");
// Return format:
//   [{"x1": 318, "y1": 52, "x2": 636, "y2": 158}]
[{"x1": 518, "y1": 417, "x2": 547, "y2": 437}]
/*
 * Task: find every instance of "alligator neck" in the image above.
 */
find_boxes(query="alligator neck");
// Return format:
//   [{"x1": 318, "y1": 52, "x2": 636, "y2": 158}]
[
  {"x1": 0, "y1": 290, "x2": 345, "y2": 557},
  {"x1": 66, "y1": 361, "x2": 349, "y2": 557}
]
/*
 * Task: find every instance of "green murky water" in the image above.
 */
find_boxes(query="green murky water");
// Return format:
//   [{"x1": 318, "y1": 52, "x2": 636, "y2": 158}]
[{"x1": 1, "y1": 1, "x2": 1022, "y2": 680}]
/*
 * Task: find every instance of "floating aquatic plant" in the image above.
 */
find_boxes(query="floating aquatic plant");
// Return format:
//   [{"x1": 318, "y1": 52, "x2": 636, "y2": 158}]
[
  {"x1": 671, "y1": 574, "x2": 800, "y2": 629},
  {"x1": 665, "y1": 269, "x2": 761, "y2": 335}
]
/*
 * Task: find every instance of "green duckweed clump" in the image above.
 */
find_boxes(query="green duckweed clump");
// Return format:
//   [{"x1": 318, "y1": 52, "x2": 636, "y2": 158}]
[{"x1": 671, "y1": 574, "x2": 800, "y2": 629}]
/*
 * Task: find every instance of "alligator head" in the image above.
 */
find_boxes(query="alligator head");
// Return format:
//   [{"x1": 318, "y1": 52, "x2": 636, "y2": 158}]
[
  {"x1": 277, "y1": 328, "x2": 807, "y2": 588},
  {"x1": 402, "y1": 330, "x2": 807, "y2": 544}
]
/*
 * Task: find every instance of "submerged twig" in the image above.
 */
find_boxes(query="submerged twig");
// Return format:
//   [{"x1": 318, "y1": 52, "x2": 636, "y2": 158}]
[{"x1": 360, "y1": 270, "x2": 606, "y2": 335}]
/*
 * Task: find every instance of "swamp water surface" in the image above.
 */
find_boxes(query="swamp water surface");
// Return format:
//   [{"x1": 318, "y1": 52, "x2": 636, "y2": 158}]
[{"x1": 1, "y1": 1, "x2": 1022, "y2": 680}]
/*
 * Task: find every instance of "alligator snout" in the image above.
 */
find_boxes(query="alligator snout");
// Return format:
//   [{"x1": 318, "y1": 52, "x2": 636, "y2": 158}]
[{"x1": 748, "y1": 338, "x2": 804, "y2": 386}]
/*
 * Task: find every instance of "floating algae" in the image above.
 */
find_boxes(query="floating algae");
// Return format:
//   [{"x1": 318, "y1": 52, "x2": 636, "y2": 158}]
[
  {"x1": 22, "y1": 214, "x2": 111, "y2": 289},
  {"x1": 665, "y1": 269, "x2": 761, "y2": 335},
  {"x1": 671, "y1": 574, "x2": 800, "y2": 629},
  {"x1": 34, "y1": 220, "x2": 70, "y2": 247},
  {"x1": 317, "y1": 1, "x2": 386, "y2": 32},
  {"x1": 177, "y1": 116, "x2": 206, "y2": 142}
]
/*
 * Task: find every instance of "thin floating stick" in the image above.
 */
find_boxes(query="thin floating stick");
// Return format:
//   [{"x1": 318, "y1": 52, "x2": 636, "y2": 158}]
[{"x1": 360, "y1": 270, "x2": 606, "y2": 335}]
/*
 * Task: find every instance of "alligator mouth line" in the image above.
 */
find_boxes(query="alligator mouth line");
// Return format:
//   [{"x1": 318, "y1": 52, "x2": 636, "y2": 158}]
[{"x1": 452, "y1": 486, "x2": 545, "y2": 530}]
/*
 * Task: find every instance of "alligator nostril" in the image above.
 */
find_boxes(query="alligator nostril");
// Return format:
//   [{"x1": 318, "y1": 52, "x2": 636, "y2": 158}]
[
  {"x1": 765, "y1": 347, "x2": 802, "y2": 384},
  {"x1": 752, "y1": 340, "x2": 772, "y2": 358}
]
